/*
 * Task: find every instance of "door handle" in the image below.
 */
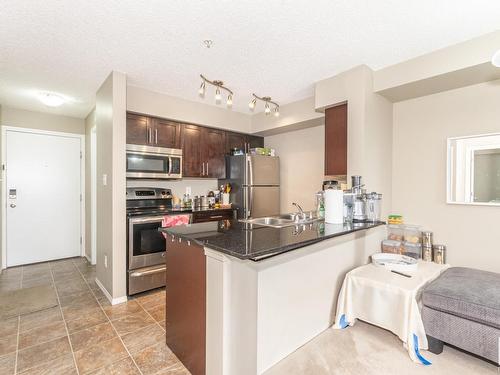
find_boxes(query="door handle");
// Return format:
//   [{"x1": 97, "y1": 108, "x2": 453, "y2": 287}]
[
  {"x1": 155, "y1": 129, "x2": 158, "y2": 144},
  {"x1": 10, "y1": 203, "x2": 16, "y2": 208}
]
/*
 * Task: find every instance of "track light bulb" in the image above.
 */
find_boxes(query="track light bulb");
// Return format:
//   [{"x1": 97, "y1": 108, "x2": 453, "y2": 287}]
[
  {"x1": 264, "y1": 102, "x2": 271, "y2": 115},
  {"x1": 249, "y1": 99, "x2": 256, "y2": 110},
  {"x1": 274, "y1": 107, "x2": 280, "y2": 117},
  {"x1": 215, "y1": 87, "x2": 221, "y2": 104},
  {"x1": 198, "y1": 81, "x2": 205, "y2": 97},
  {"x1": 227, "y1": 94, "x2": 233, "y2": 108}
]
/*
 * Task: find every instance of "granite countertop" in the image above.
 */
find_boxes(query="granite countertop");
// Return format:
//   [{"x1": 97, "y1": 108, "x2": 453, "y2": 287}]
[
  {"x1": 127, "y1": 206, "x2": 234, "y2": 217},
  {"x1": 159, "y1": 219, "x2": 385, "y2": 262}
]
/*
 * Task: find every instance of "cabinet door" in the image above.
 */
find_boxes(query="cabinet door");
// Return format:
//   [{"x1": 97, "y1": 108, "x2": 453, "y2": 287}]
[
  {"x1": 225, "y1": 132, "x2": 247, "y2": 154},
  {"x1": 126, "y1": 113, "x2": 151, "y2": 145},
  {"x1": 204, "y1": 128, "x2": 226, "y2": 178},
  {"x1": 182, "y1": 124, "x2": 203, "y2": 177},
  {"x1": 325, "y1": 103, "x2": 347, "y2": 176},
  {"x1": 153, "y1": 119, "x2": 182, "y2": 149},
  {"x1": 247, "y1": 135, "x2": 264, "y2": 149}
]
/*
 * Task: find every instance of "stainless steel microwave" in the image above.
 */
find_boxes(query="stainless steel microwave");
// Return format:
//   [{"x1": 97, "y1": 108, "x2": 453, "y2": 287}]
[{"x1": 126, "y1": 144, "x2": 182, "y2": 179}]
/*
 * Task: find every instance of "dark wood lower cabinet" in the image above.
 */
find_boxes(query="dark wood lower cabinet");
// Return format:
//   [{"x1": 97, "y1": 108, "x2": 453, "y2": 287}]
[
  {"x1": 192, "y1": 209, "x2": 235, "y2": 223},
  {"x1": 166, "y1": 235, "x2": 206, "y2": 375}
]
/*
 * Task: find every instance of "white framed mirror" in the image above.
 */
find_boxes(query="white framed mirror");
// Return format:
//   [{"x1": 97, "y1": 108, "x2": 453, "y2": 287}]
[{"x1": 447, "y1": 133, "x2": 500, "y2": 206}]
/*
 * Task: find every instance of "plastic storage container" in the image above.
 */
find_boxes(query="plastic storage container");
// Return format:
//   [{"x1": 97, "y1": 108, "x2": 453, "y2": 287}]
[
  {"x1": 403, "y1": 225, "x2": 422, "y2": 244},
  {"x1": 387, "y1": 225, "x2": 404, "y2": 241},
  {"x1": 381, "y1": 240, "x2": 402, "y2": 254},
  {"x1": 402, "y1": 241, "x2": 422, "y2": 259}
]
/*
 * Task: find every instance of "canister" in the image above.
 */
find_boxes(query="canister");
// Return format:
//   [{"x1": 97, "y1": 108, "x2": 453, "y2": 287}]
[
  {"x1": 433, "y1": 244, "x2": 446, "y2": 264},
  {"x1": 422, "y1": 246, "x2": 433, "y2": 262},
  {"x1": 422, "y1": 231, "x2": 433, "y2": 247}
]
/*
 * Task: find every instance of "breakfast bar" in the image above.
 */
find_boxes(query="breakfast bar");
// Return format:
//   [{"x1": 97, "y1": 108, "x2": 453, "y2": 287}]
[{"x1": 160, "y1": 219, "x2": 385, "y2": 375}]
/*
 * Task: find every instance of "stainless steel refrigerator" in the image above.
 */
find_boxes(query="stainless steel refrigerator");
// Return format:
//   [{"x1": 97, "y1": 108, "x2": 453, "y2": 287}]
[{"x1": 219, "y1": 155, "x2": 280, "y2": 219}]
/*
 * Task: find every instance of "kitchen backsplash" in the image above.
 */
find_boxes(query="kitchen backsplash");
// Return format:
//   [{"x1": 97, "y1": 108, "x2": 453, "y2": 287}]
[{"x1": 126, "y1": 179, "x2": 218, "y2": 198}]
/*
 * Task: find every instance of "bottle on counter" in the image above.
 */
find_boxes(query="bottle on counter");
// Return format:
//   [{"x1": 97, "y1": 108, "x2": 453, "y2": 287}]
[
  {"x1": 433, "y1": 244, "x2": 446, "y2": 264},
  {"x1": 315, "y1": 192, "x2": 325, "y2": 219}
]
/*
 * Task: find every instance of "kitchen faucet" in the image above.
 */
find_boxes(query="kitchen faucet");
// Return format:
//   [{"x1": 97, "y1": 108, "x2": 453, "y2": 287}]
[{"x1": 292, "y1": 202, "x2": 307, "y2": 220}]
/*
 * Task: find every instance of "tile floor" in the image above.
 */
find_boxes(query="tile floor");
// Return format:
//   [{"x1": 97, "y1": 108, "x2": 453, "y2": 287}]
[{"x1": 0, "y1": 257, "x2": 190, "y2": 375}]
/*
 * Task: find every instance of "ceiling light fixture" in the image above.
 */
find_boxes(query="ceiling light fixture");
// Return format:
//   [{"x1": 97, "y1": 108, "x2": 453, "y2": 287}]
[
  {"x1": 198, "y1": 74, "x2": 234, "y2": 108},
  {"x1": 492, "y1": 49, "x2": 500, "y2": 67},
  {"x1": 37, "y1": 92, "x2": 66, "y2": 107},
  {"x1": 248, "y1": 94, "x2": 280, "y2": 117}
]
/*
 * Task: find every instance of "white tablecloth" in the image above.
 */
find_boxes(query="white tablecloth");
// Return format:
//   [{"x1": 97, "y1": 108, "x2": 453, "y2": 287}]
[{"x1": 334, "y1": 261, "x2": 450, "y2": 364}]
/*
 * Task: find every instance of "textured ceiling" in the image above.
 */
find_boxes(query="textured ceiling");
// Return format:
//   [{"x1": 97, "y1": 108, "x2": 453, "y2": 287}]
[{"x1": 1, "y1": 1, "x2": 500, "y2": 118}]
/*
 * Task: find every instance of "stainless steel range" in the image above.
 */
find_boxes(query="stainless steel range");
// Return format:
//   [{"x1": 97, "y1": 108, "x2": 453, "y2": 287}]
[{"x1": 126, "y1": 187, "x2": 191, "y2": 295}]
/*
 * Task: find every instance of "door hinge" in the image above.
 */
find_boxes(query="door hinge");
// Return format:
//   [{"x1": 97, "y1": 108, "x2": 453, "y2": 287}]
[{"x1": 80, "y1": 236, "x2": 82, "y2": 244}]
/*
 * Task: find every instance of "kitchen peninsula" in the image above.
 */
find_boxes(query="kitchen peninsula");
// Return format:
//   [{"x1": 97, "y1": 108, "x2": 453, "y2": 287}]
[{"x1": 160, "y1": 219, "x2": 385, "y2": 375}]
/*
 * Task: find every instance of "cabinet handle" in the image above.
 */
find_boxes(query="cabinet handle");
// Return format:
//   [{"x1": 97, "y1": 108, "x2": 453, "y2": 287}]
[
  {"x1": 202, "y1": 162, "x2": 205, "y2": 176},
  {"x1": 155, "y1": 129, "x2": 158, "y2": 144},
  {"x1": 148, "y1": 128, "x2": 152, "y2": 144},
  {"x1": 206, "y1": 162, "x2": 208, "y2": 176}
]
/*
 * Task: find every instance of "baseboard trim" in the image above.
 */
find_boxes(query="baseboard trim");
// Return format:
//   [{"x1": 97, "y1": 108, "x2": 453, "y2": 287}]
[{"x1": 95, "y1": 277, "x2": 128, "y2": 305}]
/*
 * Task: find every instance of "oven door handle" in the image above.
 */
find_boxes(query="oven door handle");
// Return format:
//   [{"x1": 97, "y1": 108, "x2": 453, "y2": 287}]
[
  {"x1": 130, "y1": 265, "x2": 166, "y2": 277},
  {"x1": 129, "y1": 216, "x2": 166, "y2": 224}
]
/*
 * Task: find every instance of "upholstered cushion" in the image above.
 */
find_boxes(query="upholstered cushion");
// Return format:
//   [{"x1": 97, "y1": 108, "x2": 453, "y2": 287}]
[{"x1": 422, "y1": 267, "x2": 500, "y2": 330}]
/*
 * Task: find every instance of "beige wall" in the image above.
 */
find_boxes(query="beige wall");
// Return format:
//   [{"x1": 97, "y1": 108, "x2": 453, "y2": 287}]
[
  {"x1": 96, "y1": 72, "x2": 127, "y2": 300},
  {"x1": 127, "y1": 85, "x2": 252, "y2": 133},
  {"x1": 84, "y1": 109, "x2": 95, "y2": 260},
  {"x1": 315, "y1": 65, "x2": 393, "y2": 217},
  {"x1": 265, "y1": 125, "x2": 325, "y2": 213},
  {"x1": 374, "y1": 30, "x2": 500, "y2": 102},
  {"x1": 0, "y1": 106, "x2": 85, "y2": 134},
  {"x1": 392, "y1": 80, "x2": 500, "y2": 273},
  {"x1": 252, "y1": 97, "x2": 324, "y2": 136}
]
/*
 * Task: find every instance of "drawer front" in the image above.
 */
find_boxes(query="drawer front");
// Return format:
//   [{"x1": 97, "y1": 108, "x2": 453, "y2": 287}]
[{"x1": 192, "y1": 210, "x2": 234, "y2": 223}]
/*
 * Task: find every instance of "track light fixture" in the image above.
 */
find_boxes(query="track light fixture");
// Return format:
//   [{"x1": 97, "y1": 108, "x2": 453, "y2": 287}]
[
  {"x1": 198, "y1": 74, "x2": 234, "y2": 108},
  {"x1": 248, "y1": 93, "x2": 280, "y2": 117}
]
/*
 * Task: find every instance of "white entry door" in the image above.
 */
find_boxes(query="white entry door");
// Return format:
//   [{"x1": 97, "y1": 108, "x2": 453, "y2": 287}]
[{"x1": 5, "y1": 129, "x2": 82, "y2": 267}]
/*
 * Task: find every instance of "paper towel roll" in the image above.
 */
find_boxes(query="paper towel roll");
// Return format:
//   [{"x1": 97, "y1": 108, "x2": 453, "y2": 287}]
[{"x1": 324, "y1": 189, "x2": 344, "y2": 224}]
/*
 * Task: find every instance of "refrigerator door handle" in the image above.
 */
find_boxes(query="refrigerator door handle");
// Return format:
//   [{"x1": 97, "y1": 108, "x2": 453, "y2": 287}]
[
  {"x1": 248, "y1": 186, "x2": 253, "y2": 218},
  {"x1": 247, "y1": 156, "x2": 254, "y2": 186}
]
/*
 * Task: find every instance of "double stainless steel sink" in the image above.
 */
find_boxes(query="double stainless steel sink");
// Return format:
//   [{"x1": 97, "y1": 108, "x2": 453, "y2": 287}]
[{"x1": 240, "y1": 213, "x2": 322, "y2": 228}]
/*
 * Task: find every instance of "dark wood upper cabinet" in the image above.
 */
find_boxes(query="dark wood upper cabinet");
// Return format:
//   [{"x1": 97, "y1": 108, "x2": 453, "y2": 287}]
[
  {"x1": 127, "y1": 113, "x2": 181, "y2": 148},
  {"x1": 182, "y1": 124, "x2": 204, "y2": 177},
  {"x1": 225, "y1": 132, "x2": 247, "y2": 154},
  {"x1": 126, "y1": 113, "x2": 150, "y2": 145},
  {"x1": 182, "y1": 126, "x2": 226, "y2": 178},
  {"x1": 247, "y1": 135, "x2": 264, "y2": 149},
  {"x1": 204, "y1": 128, "x2": 226, "y2": 178},
  {"x1": 154, "y1": 119, "x2": 182, "y2": 149},
  {"x1": 127, "y1": 112, "x2": 265, "y2": 179},
  {"x1": 325, "y1": 103, "x2": 348, "y2": 176},
  {"x1": 225, "y1": 132, "x2": 264, "y2": 154}
]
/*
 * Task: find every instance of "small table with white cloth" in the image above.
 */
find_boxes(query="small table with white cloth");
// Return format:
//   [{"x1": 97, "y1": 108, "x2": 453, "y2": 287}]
[{"x1": 334, "y1": 260, "x2": 450, "y2": 365}]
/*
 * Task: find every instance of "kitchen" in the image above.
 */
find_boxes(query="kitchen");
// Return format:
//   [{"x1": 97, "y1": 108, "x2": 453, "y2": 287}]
[{"x1": 1, "y1": 2, "x2": 500, "y2": 375}]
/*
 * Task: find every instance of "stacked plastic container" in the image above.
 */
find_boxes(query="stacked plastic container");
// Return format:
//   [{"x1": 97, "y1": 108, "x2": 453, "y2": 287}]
[{"x1": 381, "y1": 224, "x2": 423, "y2": 259}]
